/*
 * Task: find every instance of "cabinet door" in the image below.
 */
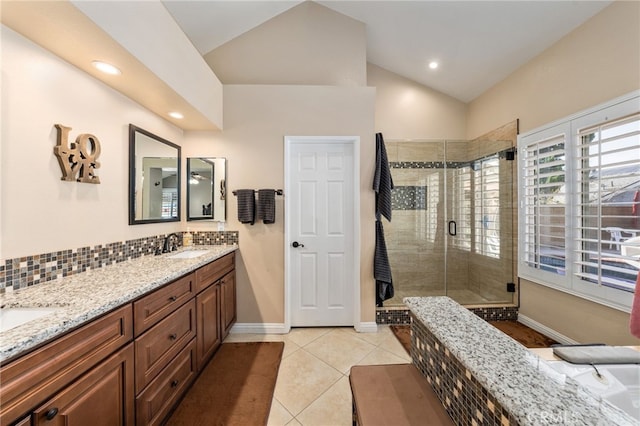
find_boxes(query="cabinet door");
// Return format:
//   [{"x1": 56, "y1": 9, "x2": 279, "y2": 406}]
[
  {"x1": 196, "y1": 283, "x2": 221, "y2": 370},
  {"x1": 220, "y1": 270, "x2": 236, "y2": 338},
  {"x1": 32, "y1": 344, "x2": 134, "y2": 426}
]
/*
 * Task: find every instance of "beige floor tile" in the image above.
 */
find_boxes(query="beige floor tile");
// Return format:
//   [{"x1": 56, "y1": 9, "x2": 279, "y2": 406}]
[
  {"x1": 267, "y1": 399, "x2": 294, "y2": 426},
  {"x1": 287, "y1": 327, "x2": 333, "y2": 347},
  {"x1": 377, "y1": 334, "x2": 411, "y2": 360},
  {"x1": 296, "y1": 376, "x2": 353, "y2": 426},
  {"x1": 285, "y1": 419, "x2": 302, "y2": 426},
  {"x1": 282, "y1": 339, "x2": 301, "y2": 359},
  {"x1": 274, "y1": 349, "x2": 342, "y2": 416},
  {"x1": 350, "y1": 325, "x2": 394, "y2": 346},
  {"x1": 304, "y1": 329, "x2": 376, "y2": 374},
  {"x1": 356, "y1": 347, "x2": 411, "y2": 366}
]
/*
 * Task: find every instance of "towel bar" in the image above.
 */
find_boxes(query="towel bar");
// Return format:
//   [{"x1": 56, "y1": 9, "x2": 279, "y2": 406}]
[{"x1": 232, "y1": 189, "x2": 283, "y2": 196}]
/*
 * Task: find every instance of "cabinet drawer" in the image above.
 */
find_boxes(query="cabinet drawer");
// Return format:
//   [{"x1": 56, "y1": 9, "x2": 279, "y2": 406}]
[
  {"x1": 0, "y1": 305, "x2": 133, "y2": 425},
  {"x1": 134, "y1": 299, "x2": 196, "y2": 393},
  {"x1": 135, "y1": 339, "x2": 197, "y2": 426},
  {"x1": 133, "y1": 273, "x2": 195, "y2": 336},
  {"x1": 195, "y1": 253, "x2": 235, "y2": 293},
  {"x1": 32, "y1": 343, "x2": 135, "y2": 426}
]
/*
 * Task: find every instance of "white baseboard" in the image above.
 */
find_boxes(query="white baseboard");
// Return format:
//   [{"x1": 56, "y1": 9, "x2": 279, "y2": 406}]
[
  {"x1": 517, "y1": 314, "x2": 579, "y2": 345},
  {"x1": 355, "y1": 322, "x2": 378, "y2": 333},
  {"x1": 230, "y1": 323, "x2": 290, "y2": 334}
]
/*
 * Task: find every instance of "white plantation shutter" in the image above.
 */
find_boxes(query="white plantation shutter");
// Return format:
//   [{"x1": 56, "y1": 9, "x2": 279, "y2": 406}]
[
  {"x1": 519, "y1": 93, "x2": 639, "y2": 311},
  {"x1": 574, "y1": 113, "x2": 640, "y2": 292},
  {"x1": 521, "y1": 132, "x2": 567, "y2": 275}
]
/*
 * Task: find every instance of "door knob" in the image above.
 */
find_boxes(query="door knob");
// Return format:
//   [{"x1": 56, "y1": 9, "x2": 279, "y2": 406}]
[{"x1": 292, "y1": 241, "x2": 304, "y2": 248}]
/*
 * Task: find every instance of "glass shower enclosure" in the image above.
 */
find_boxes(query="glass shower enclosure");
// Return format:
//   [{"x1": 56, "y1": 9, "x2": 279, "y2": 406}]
[{"x1": 383, "y1": 140, "x2": 516, "y2": 306}]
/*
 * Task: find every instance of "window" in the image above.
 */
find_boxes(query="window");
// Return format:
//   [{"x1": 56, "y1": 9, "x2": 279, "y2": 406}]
[{"x1": 519, "y1": 92, "x2": 640, "y2": 311}]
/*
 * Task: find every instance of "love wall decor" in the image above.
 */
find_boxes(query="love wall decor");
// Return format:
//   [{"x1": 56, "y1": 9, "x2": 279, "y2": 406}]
[{"x1": 53, "y1": 124, "x2": 101, "y2": 184}]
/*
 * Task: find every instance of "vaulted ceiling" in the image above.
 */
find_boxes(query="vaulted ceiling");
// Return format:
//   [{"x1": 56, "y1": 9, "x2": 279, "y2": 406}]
[{"x1": 163, "y1": 0, "x2": 612, "y2": 102}]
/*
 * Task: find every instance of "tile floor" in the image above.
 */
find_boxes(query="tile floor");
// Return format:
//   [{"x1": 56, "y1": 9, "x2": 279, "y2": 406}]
[{"x1": 224, "y1": 326, "x2": 411, "y2": 426}]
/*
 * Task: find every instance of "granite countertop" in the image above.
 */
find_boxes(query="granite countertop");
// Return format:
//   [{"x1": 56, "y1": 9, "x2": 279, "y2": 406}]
[
  {"x1": 404, "y1": 296, "x2": 637, "y2": 426},
  {"x1": 0, "y1": 245, "x2": 237, "y2": 363}
]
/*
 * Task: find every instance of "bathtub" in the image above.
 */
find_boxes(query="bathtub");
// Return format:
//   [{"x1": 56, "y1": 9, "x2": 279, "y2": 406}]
[{"x1": 544, "y1": 361, "x2": 640, "y2": 421}]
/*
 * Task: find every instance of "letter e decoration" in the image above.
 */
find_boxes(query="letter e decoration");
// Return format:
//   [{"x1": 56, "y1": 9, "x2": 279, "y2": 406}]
[{"x1": 53, "y1": 124, "x2": 101, "y2": 184}]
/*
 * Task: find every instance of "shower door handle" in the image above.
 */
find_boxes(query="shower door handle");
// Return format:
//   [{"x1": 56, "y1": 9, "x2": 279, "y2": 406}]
[{"x1": 448, "y1": 221, "x2": 457, "y2": 236}]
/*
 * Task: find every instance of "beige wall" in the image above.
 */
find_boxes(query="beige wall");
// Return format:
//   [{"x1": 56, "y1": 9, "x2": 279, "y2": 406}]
[
  {"x1": 367, "y1": 63, "x2": 467, "y2": 140},
  {"x1": 184, "y1": 84, "x2": 376, "y2": 325},
  {"x1": 467, "y1": 1, "x2": 640, "y2": 344},
  {"x1": 1, "y1": 25, "x2": 184, "y2": 259},
  {"x1": 205, "y1": 1, "x2": 367, "y2": 87},
  {"x1": 467, "y1": 1, "x2": 640, "y2": 138}
]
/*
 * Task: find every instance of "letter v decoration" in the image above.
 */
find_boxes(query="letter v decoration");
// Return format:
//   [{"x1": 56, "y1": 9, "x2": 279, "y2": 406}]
[{"x1": 53, "y1": 124, "x2": 101, "y2": 184}]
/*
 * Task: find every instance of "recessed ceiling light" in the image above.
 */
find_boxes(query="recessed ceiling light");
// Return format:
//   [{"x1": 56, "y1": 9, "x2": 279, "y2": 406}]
[
  {"x1": 428, "y1": 61, "x2": 439, "y2": 70},
  {"x1": 91, "y1": 61, "x2": 121, "y2": 75},
  {"x1": 169, "y1": 112, "x2": 184, "y2": 119}
]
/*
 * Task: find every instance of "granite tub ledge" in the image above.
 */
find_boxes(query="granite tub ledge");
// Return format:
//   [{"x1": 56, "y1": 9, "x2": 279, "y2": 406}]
[
  {"x1": 404, "y1": 296, "x2": 636, "y2": 426},
  {"x1": 0, "y1": 245, "x2": 237, "y2": 363}
]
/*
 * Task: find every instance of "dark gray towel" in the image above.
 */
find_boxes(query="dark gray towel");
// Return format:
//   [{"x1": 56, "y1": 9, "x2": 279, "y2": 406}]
[
  {"x1": 257, "y1": 189, "x2": 276, "y2": 224},
  {"x1": 373, "y1": 133, "x2": 394, "y2": 222},
  {"x1": 374, "y1": 219, "x2": 394, "y2": 306},
  {"x1": 236, "y1": 189, "x2": 255, "y2": 225}
]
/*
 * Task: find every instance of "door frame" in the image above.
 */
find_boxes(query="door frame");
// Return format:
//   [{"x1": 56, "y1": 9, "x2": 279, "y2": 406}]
[{"x1": 284, "y1": 136, "x2": 361, "y2": 332}]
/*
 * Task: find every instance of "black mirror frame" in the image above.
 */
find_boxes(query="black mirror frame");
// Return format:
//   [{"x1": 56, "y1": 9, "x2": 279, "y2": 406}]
[{"x1": 128, "y1": 124, "x2": 181, "y2": 225}]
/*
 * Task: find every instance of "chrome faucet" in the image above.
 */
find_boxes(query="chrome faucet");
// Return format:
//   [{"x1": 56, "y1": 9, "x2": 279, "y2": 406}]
[{"x1": 162, "y1": 233, "x2": 180, "y2": 253}]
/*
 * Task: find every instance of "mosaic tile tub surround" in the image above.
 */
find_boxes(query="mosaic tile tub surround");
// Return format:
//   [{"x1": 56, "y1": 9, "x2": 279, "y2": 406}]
[
  {"x1": 405, "y1": 296, "x2": 636, "y2": 426},
  {"x1": 0, "y1": 231, "x2": 238, "y2": 291}
]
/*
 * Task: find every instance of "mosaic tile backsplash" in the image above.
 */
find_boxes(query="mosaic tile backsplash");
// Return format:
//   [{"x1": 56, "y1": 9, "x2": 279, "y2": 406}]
[{"x1": 0, "y1": 231, "x2": 238, "y2": 291}]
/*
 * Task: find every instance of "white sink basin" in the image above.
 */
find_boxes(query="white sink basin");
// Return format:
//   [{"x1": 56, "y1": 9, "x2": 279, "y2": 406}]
[
  {"x1": 0, "y1": 307, "x2": 61, "y2": 333},
  {"x1": 167, "y1": 250, "x2": 210, "y2": 259}
]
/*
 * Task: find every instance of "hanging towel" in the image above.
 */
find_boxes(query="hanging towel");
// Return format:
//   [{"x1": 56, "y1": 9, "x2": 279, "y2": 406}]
[
  {"x1": 629, "y1": 272, "x2": 640, "y2": 338},
  {"x1": 257, "y1": 189, "x2": 276, "y2": 224},
  {"x1": 374, "y1": 219, "x2": 394, "y2": 306},
  {"x1": 236, "y1": 189, "x2": 255, "y2": 225},
  {"x1": 373, "y1": 133, "x2": 394, "y2": 222}
]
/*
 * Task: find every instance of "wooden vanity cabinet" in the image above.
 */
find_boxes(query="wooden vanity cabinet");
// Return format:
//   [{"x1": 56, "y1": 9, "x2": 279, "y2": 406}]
[
  {"x1": 0, "y1": 305, "x2": 133, "y2": 426},
  {"x1": 133, "y1": 273, "x2": 195, "y2": 337},
  {"x1": 220, "y1": 270, "x2": 236, "y2": 339},
  {"x1": 0, "y1": 251, "x2": 236, "y2": 426},
  {"x1": 32, "y1": 344, "x2": 134, "y2": 426},
  {"x1": 194, "y1": 252, "x2": 235, "y2": 369},
  {"x1": 195, "y1": 283, "x2": 221, "y2": 370}
]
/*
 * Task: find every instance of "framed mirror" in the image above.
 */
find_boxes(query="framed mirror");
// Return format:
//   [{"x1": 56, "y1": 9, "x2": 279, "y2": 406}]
[
  {"x1": 129, "y1": 124, "x2": 181, "y2": 224},
  {"x1": 187, "y1": 157, "x2": 226, "y2": 221}
]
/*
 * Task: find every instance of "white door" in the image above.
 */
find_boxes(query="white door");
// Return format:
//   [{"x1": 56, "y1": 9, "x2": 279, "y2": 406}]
[{"x1": 286, "y1": 137, "x2": 357, "y2": 327}]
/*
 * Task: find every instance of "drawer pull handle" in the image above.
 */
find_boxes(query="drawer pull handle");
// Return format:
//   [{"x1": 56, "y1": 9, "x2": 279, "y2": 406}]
[
  {"x1": 169, "y1": 296, "x2": 177, "y2": 302},
  {"x1": 45, "y1": 408, "x2": 59, "y2": 420},
  {"x1": 169, "y1": 333, "x2": 177, "y2": 340},
  {"x1": 171, "y1": 379, "x2": 179, "y2": 388}
]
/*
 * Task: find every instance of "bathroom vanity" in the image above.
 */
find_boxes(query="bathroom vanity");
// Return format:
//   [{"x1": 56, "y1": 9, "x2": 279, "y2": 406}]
[
  {"x1": 0, "y1": 246, "x2": 236, "y2": 426},
  {"x1": 404, "y1": 296, "x2": 637, "y2": 426}
]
